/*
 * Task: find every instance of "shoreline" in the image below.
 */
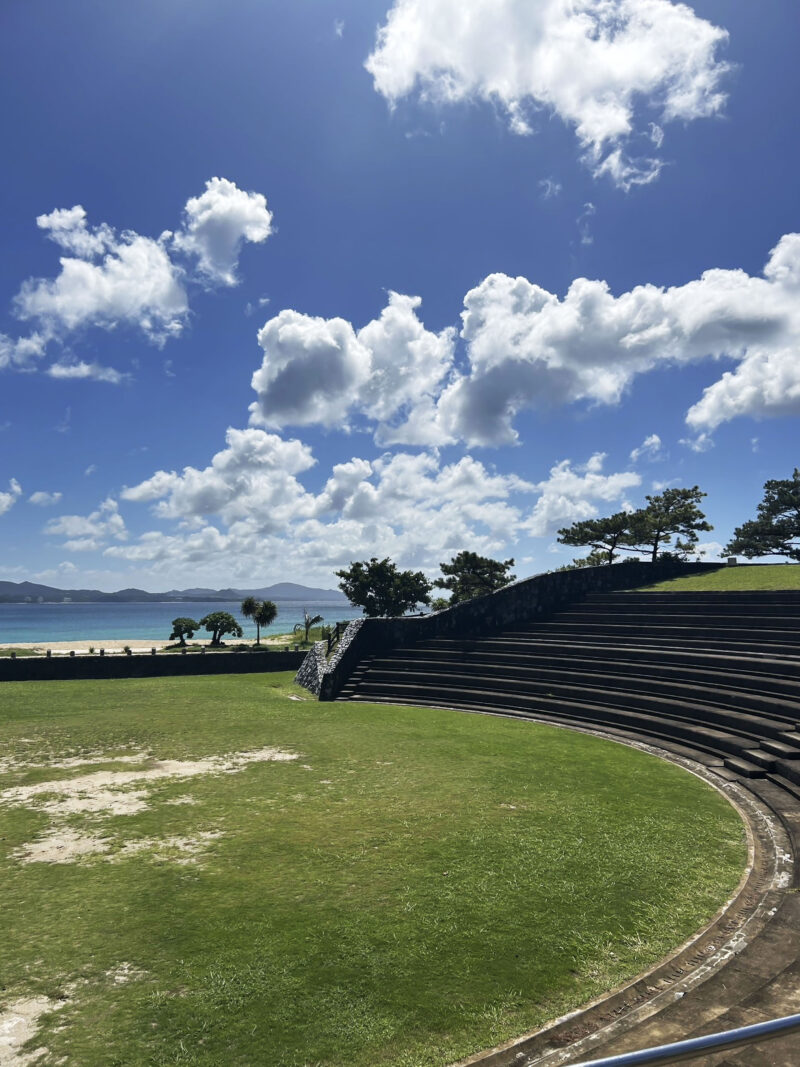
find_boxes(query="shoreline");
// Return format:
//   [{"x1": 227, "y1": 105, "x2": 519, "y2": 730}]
[{"x1": 0, "y1": 637, "x2": 289, "y2": 655}]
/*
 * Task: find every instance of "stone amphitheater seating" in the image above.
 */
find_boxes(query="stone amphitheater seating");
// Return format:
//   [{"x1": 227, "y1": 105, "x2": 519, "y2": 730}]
[
  {"x1": 332, "y1": 588, "x2": 800, "y2": 1065},
  {"x1": 338, "y1": 591, "x2": 800, "y2": 791}
]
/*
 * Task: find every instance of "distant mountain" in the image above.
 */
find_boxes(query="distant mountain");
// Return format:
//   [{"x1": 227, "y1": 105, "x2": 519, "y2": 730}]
[
  {"x1": 0, "y1": 579, "x2": 347, "y2": 604},
  {"x1": 242, "y1": 582, "x2": 347, "y2": 601},
  {"x1": 0, "y1": 581, "x2": 172, "y2": 604},
  {"x1": 162, "y1": 583, "x2": 346, "y2": 602}
]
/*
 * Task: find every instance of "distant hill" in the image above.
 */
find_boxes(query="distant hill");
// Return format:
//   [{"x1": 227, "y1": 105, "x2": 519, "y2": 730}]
[
  {"x1": 164, "y1": 583, "x2": 347, "y2": 602},
  {"x1": 0, "y1": 579, "x2": 347, "y2": 604}
]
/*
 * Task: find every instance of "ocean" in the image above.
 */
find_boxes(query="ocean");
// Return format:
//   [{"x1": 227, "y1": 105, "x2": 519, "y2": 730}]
[{"x1": 0, "y1": 599, "x2": 362, "y2": 644}]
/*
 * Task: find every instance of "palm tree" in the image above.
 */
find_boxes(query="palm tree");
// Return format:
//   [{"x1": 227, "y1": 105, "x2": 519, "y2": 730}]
[
  {"x1": 241, "y1": 597, "x2": 277, "y2": 645},
  {"x1": 254, "y1": 600, "x2": 277, "y2": 644},
  {"x1": 293, "y1": 608, "x2": 323, "y2": 644},
  {"x1": 241, "y1": 596, "x2": 258, "y2": 640}
]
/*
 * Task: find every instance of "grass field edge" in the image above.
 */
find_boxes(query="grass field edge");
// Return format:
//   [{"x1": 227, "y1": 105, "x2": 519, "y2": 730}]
[{"x1": 427, "y1": 714, "x2": 785, "y2": 1067}]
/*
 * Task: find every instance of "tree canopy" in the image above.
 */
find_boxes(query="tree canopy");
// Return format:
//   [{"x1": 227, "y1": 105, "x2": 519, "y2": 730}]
[
  {"x1": 629, "y1": 486, "x2": 712, "y2": 562},
  {"x1": 199, "y1": 611, "x2": 243, "y2": 646},
  {"x1": 557, "y1": 512, "x2": 634, "y2": 564},
  {"x1": 557, "y1": 488, "x2": 712, "y2": 564},
  {"x1": 724, "y1": 469, "x2": 800, "y2": 562},
  {"x1": 434, "y1": 551, "x2": 515, "y2": 604},
  {"x1": 336, "y1": 557, "x2": 432, "y2": 618},
  {"x1": 169, "y1": 617, "x2": 200, "y2": 647},
  {"x1": 241, "y1": 597, "x2": 277, "y2": 645}
]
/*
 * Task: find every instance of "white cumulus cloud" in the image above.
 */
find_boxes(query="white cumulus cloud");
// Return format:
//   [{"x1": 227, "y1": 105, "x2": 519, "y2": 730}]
[
  {"x1": 44, "y1": 498, "x2": 128, "y2": 552},
  {"x1": 438, "y1": 232, "x2": 800, "y2": 444},
  {"x1": 524, "y1": 453, "x2": 640, "y2": 536},
  {"x1": 0, "y1": 332, "x2": 48, "y2": 370},
  {"x1": 29, "y1": 491, "x2": 63, "y2": 507},
  {"x1": 36, "y1": 205, "x2": 115, "y2": 258},
  {"x1": 121, "y1": 428, "x2": 316, "y2": 530},
  {"x1": 241, "y1": 231, "x2": 800, "y2": 449},
  {"x1": 47, "y1": 361, "x2": 128, "y2": 384},
  {"x1": 630, "y1": 433, "x2": 663, "y2": 462},
  {"x1": 366, "y1": 0, "x2": 730, "y2": 187},
  {"x1": 105, "y1": 412, "x2": 649, "y2": 587},
  {"x1": 249, "y1": 292, "x2": 455, "y2": 444},
  {"x1": 172, "y1": 177, "x2": 273, "y2": 287},
  {"x1": 0, "y1": 478, "x2": 22, "y2": 517},
  {"x1": 4, "y1": 177, "x2": 274, "y2": 376},
  {"x1": 15, "y1": 228, "x2": 188, "y2": 346}
]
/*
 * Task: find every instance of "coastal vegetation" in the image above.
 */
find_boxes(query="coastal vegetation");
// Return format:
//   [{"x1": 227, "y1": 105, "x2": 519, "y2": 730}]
[
  {"x1": 168, "y1": 617, "x2": 201, "y2": 647},
  {"x1": 293, "y1": 608, "x2": 323, "y2": 643},
  {"x1": 0, "y1": 672, "x2": 745, "y2": 1066},
  {"x1": 557, "y1": 487, "x2": 712, "y2": 565},
  {"x1": 336, "y1": 557, "x2": 432, "y2": 617},
  {"x1": 337, "y1": 551, "x2": 518, "y2": 616},
  {"x1": 198, "y1": 611, "x2": 243, "y2": 646},
  {"x1": 724, "y1": 468, "x2": 800, "y2": 561},
  {"x1": 433, "y1": 550, "x2": 516, "y2": 607},
  {"x1": 240, "y1": 597, "x2": 277, "y2": 645}
]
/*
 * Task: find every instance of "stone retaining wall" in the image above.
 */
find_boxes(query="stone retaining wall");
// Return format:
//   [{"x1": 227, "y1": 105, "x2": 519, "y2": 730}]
[
  {"x1": 0, "y1": 649, "x2": 305, "y2": 682},
  {"x1": 307, "y1": 560, "x2": 722, "y2": 701}
]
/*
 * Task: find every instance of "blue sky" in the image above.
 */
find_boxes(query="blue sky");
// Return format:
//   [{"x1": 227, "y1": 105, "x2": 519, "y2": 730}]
[{"x1": 1, "y1": 0, "x2": 798, "y2": 592}]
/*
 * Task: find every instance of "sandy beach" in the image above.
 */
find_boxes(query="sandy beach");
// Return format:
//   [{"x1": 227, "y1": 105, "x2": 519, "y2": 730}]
[{"x1": 0, "y1": 637, "x2": 289, "y2": 655}]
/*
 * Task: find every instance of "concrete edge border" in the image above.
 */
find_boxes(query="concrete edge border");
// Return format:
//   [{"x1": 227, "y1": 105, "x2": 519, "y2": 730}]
[{"x1": 393, "y1": 710, "x2": 793, "y2": 1067}]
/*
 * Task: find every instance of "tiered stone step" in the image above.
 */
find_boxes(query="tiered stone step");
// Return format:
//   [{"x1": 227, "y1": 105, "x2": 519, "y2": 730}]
[
  {"x1": 335, "y1": 588, "x2": 800, "y2": 1065},
  {"x1": 337, "y1": 591, "x2": 800, "y2": 789}
]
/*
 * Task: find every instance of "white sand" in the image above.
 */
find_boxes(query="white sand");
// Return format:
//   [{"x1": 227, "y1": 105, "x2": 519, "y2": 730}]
[{"x1": 0, "y1": 636, "x2": 289, "y2": 654}]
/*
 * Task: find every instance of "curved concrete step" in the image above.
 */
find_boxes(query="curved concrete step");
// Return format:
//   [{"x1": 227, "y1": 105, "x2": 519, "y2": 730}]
[
  {"x1": 333, "y1": 589, "x2": 800, "y2": 1065},
  {"x1": 358, "y1": 656, "x2": 800, "y2": 725}
]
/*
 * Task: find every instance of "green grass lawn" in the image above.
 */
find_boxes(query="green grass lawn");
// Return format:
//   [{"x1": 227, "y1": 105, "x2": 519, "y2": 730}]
[
  {"x1": 0, "y1": 673, "x2": 745, "y2": 1067},
  {"x1": 638, "y1": 563, "x2": 800, "y2": 592}
]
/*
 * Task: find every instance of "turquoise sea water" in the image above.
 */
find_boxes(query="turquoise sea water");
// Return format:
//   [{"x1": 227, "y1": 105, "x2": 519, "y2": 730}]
[{"x1": 0, "y1": 599, "x2": 362, "y2": 644}]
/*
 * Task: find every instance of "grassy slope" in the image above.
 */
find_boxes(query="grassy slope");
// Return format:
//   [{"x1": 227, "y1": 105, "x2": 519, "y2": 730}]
[
  {"x1": 0, "y1": 673, "x2": 745, "y2": 1067},
  {"x1": 639, "y1": 563, "x2": 800, "y2": 592}
]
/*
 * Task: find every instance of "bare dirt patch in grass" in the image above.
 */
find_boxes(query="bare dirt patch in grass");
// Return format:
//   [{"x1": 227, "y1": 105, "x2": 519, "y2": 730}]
[
  {"x1": 2, "y1": 746, "x2": 298, "y2": 865},
  {"x1": 13, "y1": 829, "x2": 111, "y2": 865},
  {"x1": 0, "y1": 994, "x2": 69, "y2": 1066}
]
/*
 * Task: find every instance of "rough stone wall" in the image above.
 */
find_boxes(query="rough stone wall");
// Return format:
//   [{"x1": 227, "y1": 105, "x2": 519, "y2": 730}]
[
  {"x1": 294, "y1": 620, "x2": 365, "y2": 697},
  {"x1": 0, "y1": 649, "x2": 305, "y2": 683},
  {"x1": 293, "y1": 642, "x2": 328, "y2": 696},
  {"x1": 316, "y1": 560, "x2": 722, "y2": 700},
  {"x1": 325, "y1": 619, "x2": 364, "y2": 672}
]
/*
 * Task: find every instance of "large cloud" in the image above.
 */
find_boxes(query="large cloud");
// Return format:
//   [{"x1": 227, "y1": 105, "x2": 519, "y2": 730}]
[
  {"x1": 120, "y1": 428, "x2": 316, "y2": 530},
  {"x1": 366, "y1": 0, "x2": 730, "y2": 187},
  {"x1": 440, "y1": 232, "x2": 800, "y2": 444},
  {"x1": 249, "y1": 292, "x2": 455, "y2": 443},
  {"x1": 252, "y1": 233, "x2": 800, "y2": 448},
  {"x1": 15, "y1": 228, "x2": 188, "y2": 346},
  {"x1": 91, "y1": 423, "x2": 642, "y2": 586},
  {"x1": 5, "y1": 177, "x2": 273, "y2": 373}
]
